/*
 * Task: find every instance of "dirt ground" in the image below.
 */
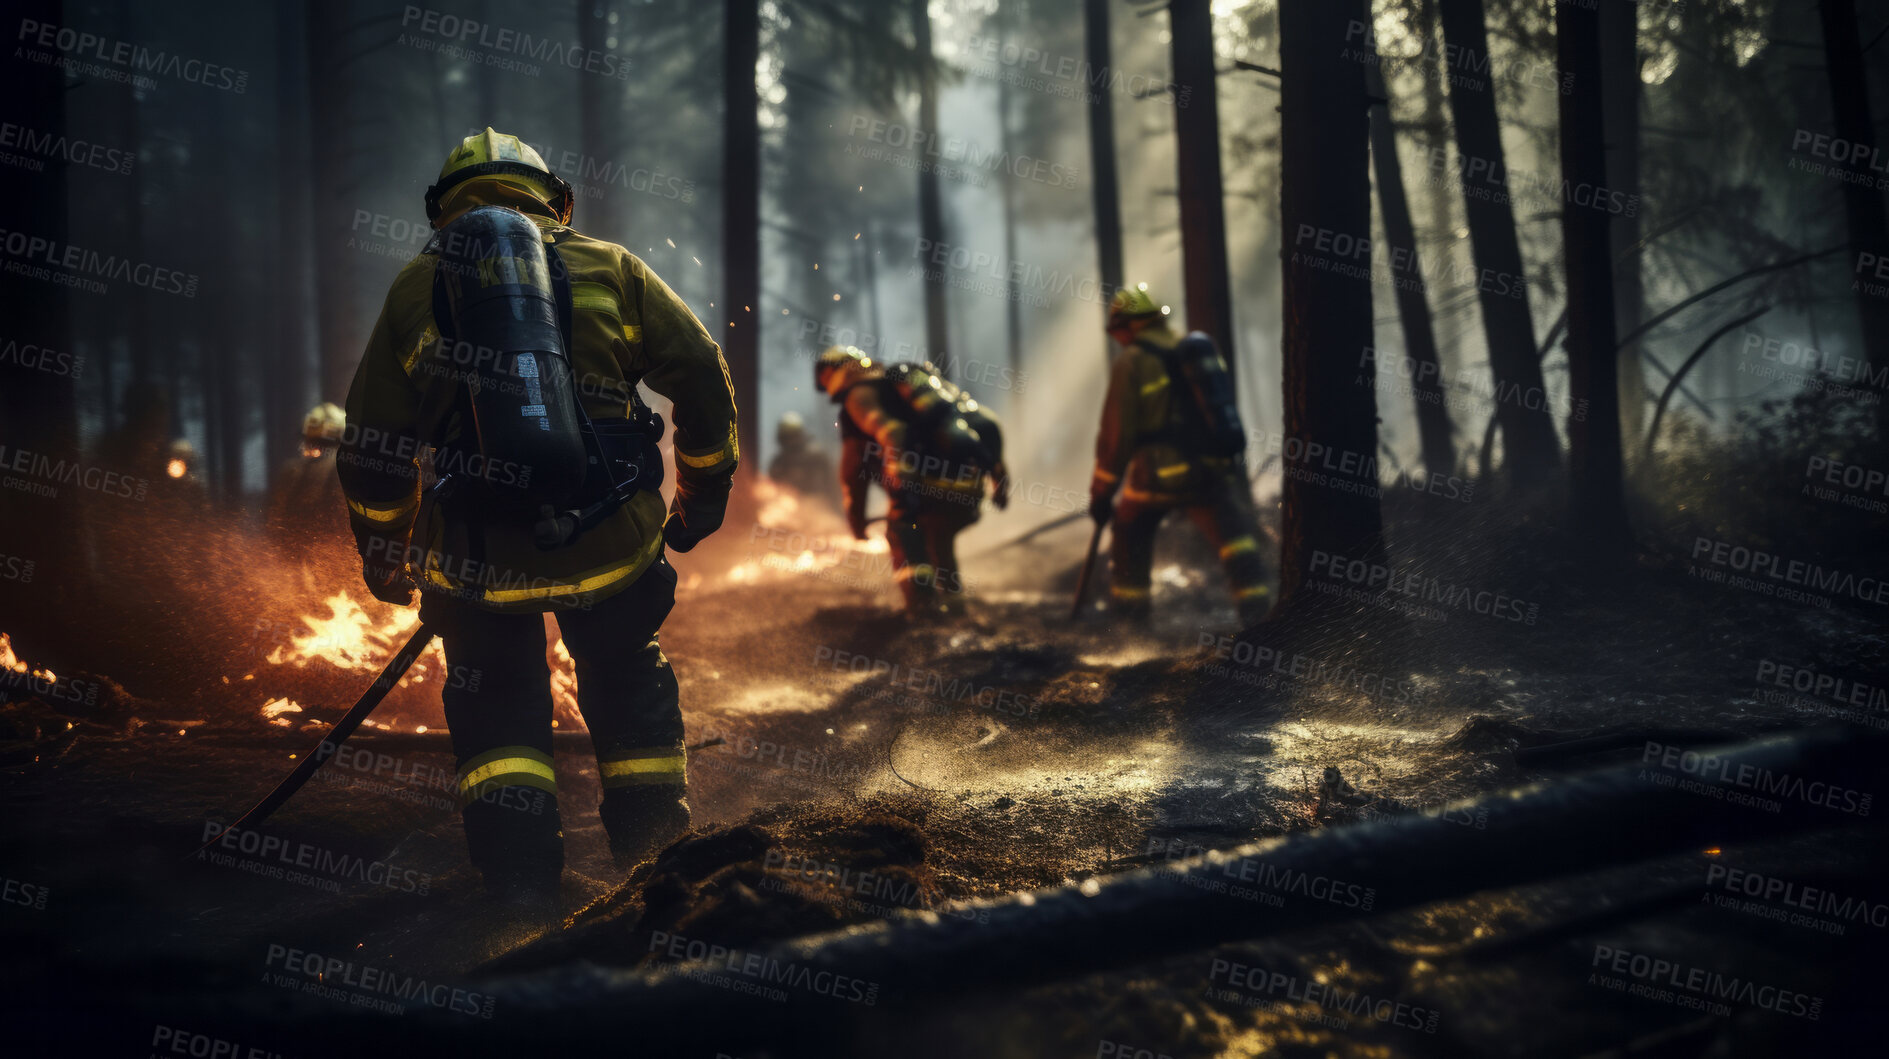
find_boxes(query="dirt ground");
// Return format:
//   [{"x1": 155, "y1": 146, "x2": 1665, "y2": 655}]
[{"x1": 0, "y1": 495, "x2": 1883, "y2": 1056}]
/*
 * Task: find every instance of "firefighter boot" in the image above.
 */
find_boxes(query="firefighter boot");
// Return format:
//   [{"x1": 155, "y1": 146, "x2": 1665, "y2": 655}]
[
  {"x1": 601, "y1": 786, "x2": 691, "y2": 868},
  {"x1": 462, "y1": 782, "x2": 564, "y2": 910}
]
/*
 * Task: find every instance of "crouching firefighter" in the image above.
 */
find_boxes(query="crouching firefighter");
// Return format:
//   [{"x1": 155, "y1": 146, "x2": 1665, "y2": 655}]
[
  {"x1": 337, "y1": 129, "x2": 739, "y2": 908},
  {"x1": 1089, "y1": 284, "x2": 1270, "y2": 626},
  {"x1": 815, "y1": 346, "x2": 1009, "y2": 618}
]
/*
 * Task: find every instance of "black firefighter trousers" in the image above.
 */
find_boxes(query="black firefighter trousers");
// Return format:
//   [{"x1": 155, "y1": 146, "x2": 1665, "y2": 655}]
[{"x1": 421, "y1": 555, "x2": 684, "y2": 897}]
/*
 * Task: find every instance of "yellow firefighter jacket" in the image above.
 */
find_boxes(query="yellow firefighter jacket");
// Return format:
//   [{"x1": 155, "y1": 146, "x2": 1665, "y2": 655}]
[
  {"x1": 339, "y1": 190, "x2": 737, "y2": 613},
  {"x1": 1091, "y1": 323, "x2": 1235, "y2": 506}
]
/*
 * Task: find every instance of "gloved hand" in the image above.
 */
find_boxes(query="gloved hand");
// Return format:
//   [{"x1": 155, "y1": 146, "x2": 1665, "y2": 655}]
[
  {"x1": 1089, "y1": 479, "x2": 1115, "y2": 526},
  {"x1": 358, "y1": 536, "x2": 415, "y2": 606},
  {"x1": 664, "y1": 472, "x2": 732, "y2": 553}
]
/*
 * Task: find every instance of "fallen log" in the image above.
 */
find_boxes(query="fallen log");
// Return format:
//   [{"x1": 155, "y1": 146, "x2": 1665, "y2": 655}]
[{"x1": 134, "y1": 726, "x2": 1885, "y2": 1053}]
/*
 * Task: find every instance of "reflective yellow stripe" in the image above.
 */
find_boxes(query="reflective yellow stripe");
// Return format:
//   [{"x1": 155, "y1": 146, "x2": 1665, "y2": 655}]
[
  {"x1": 349, "y1": 493, "x2": 418, "y2": 524},
  {"x1": 423, "y1": 531, "x2": 660, "y2": 606},
  {"x1": 401, "y1": 325, "x2": 438, "y2": 376},
  {"x1": 1156, "y1": 463, "x2": 1191, "y2": 479},
  {"x1": 1139, "y1": 377, "x2": 1170, "y2": 396},
  {"x1": 1220, "y1": 536, "x2": 1259, "y2": 559},
  {"x1": 623, "y1": 323, "x2": 643, "y2": 343},
  {"x1": 1110, "y1": 585, "x2": 1149, "y2": 600},
  {"x1": 1121, "y1": 487, "x2": 1179, "y2": 503},
  {"x1": 457, "y1": 746, "x2": 557, "y2": 802},
  {"x1": 570, "y1": 282, "x2": 620, "y2": 319},
  {"x1": 915, "y1": 475, "x2": 982, "y2": 492},
  {"x1": 1235, "y1": 584, "x2": 1272, "y2": 600},
  {"x1": 895, "y1": 563, "x2": 935, "y2": 583},
  {"x1": 1092, "y1": 468, "x2": 1119, "y2": 484},
  {"x1": 678, "y1": 423, "x2": 738, "y2": 470},
  {"x1": 599, "y1": 750, "x2": 687, "y2": 787}
]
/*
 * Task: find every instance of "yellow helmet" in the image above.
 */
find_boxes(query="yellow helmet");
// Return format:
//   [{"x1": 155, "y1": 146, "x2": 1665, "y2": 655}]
[
  {"x1": 815, "y1": 345, "x2": 874, "y2": 398},
  {"x1": 302, "y1": 402, "x2": 346, "y2": 445},
  {"x1": 1107, "y1": 282, "x2": 1169, "y2": 329},
  {"x1": 424, "y1": 127, "x2": 574, "y2": 226}
]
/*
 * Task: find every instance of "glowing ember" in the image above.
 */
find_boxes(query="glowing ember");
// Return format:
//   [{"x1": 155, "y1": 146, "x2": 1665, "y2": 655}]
[
  {"x1": 260, "y1": 697, "x2": 305, "y2": 727},
  {"x1": 0, "y1": 632, "x2": 57, "y2": 684},
  {"x1": 166, "y1": 459, "x2": 187, "y2": 479}
]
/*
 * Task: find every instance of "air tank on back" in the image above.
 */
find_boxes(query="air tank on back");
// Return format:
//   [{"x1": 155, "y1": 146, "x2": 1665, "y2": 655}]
[{"x1": 434, "y1": 204, "x2": 588, "y2": 512}]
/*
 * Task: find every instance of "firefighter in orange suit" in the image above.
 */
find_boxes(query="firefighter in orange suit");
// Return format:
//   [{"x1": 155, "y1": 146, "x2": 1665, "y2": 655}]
[
  {"x1": 338, "y1": 129, "x2": 738, "y2": 909},
  {"x1": 816, "y1": 346, "x2": 1002, "y2": 617},
  {"x1": 1089, "y1": 285, "x2": 1269, "y2": 625}
]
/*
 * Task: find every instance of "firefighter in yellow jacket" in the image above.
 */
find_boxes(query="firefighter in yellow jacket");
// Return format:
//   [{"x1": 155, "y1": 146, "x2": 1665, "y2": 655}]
[
  {"x1": 338, "y1": 129, "x2": 738, "y2": 908},
  {"x1": 1089, "y1": 285, "x2": 1269, "y2": 625}
]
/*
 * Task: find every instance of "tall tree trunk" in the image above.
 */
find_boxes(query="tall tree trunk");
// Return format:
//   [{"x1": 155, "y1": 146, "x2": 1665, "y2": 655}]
[
  {"x1": 0, "y1": 0, "x2": 78, "y2": 648},
  {"x1": 579, "y1": 0, "x2": 617, "y2": 239},
  {"x1": 1599, "y1": 0, "x2": 1645, "y2": 456},
  {"x1": 272, "y1": 0, "x2": 315, "y2": 483},
  {"x1": 913, "y1": 0, "x2": 950, "y2": 368},
  {"x1": 1085, "y1": 0, "x2": 1125, "y2": 364},
  {"x1": 306, "y1": 2, "x2": 357, "y2": 404},
  {"x1": 1276, "y1": 0, "x2": 1385, "y2": 615},
  {"x1": 1558, "y1": 1, "x2": 1630, "y2": 555},
  {"x1": 1437, "y1": 0, "x2": 1559, "y2": 482},
  {"x1": 723, "y1": 0, "x2": 761, "y2": 464},
  {"x1": 1168, "y1": 0, "x2": 1237, "y2": 371},
  {"x1": 996, "y1": 5, "x2": 1022, "y2": 378},
  {"x1": 1366, "y1": 57, "x2": 1456, "y2": 478},
  {"x1": 1816, "y1": 0, "x2": 1889, "y2": 446}
]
